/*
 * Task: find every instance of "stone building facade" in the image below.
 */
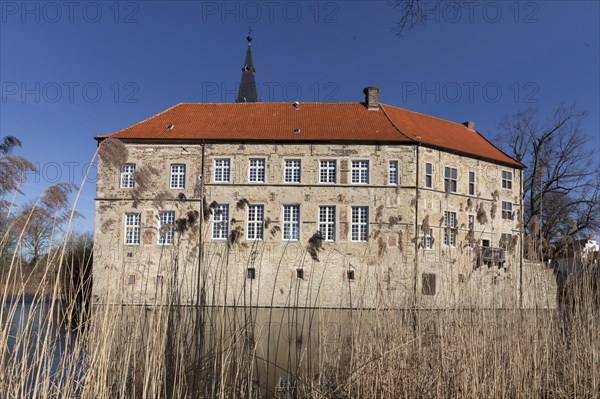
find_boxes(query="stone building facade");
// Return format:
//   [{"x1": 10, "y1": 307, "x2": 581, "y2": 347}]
[{"x1": 92, "y1": 85, "x2": 536, "y2": 309}]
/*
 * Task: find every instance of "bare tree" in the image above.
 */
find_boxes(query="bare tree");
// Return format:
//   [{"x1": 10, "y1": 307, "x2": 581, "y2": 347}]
[
  {"x1": 496, "y1": 105, "x2": 600, "y2": 248},
  {"x1": 14, "y1": 183, "x2": 79, "y2": 265},
  {"x1": 390, "y1": 0, "x2": 463, "y2": 36}
]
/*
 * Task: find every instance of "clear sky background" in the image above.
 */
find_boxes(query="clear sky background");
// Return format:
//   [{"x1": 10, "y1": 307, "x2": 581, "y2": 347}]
[{"x1": 1, "y1": 0, "x2": 599, "y2": 234}]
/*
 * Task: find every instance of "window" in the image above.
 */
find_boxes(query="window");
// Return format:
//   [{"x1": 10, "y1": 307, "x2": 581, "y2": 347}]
[
  {"x1": 422, "y1": 273, "x2": 436, "y2": 296},
  {"x1": 351, "y1": 160, "x2": 369, "y2": 184},
  {"x1": 318, "y1": 206, "x2": 336, "y2": 241},
  {"x1": 249, "y1": 158, "x2": 265, "y2": 182},
  {"x1": 212, "y1": 204, "x2": 229, "y2": 239},
  {"x1": 214, "y1": 159, "x2": 230, "y2": 183},
  {"x1": 351, "y1": 206, "x2": 369, "y2": 242},
  {"x1": 502, "y1": 201, "x2": 513, "y2": 220},
  {"x1": 468, "y1": 214, "x2": 475, "y2": 230},
  {"x1": 425, "y1": 163, "x2": 433, "y2": 188},
  {"x1": 319, "y1": 160, "x2": 336, "y2": 183},
  {"x1": 128, "y1": 275, "x2": 136, "y2": 285},
  {"x1": 500, "y1": 233, "x2": 512, "y2": 249},
  {"x1": 283, "y1": 205, "x2": 300, "y2": 240},
  {"x1": 120, "y1": 163, "x2": 135, "y2": 188},
  {"x1": 247, "y1": 267, "x2": 256, "y2": 279},
  {"x1": 296, "y1": 269, "x2": 304, "y2": 279},
  {"x1": 389, "y1": 161, "x2": 399, "y2": 185},
  {"x1": 469, "y1": 171, "x2": 475, "y2": 195},
  {"x1": 156, "y1": 275, "x2": 163, "y2": 286},
  {"x1": 170, "y1": 164, "x2": 186, "y2": 189},
  {"x1": 125, "y1": 213, "x2": 141, "y2": 245},
  {"x1": 502, "y1": 170, "x2": 513, "y2": 190},
  {"x1": 346, "y1": 270, "x2": 355, "y2": 280},
  {"x1": 284, "y1": 159, "x2": 301, "y2": 183},
  {"x1": 158, "y1": 211, "x2": 175, "y2": 245},
  {"x1": 444, "y1": 167, "x2": 458, "y2": 193},
  {"x1": 247, "y1": 205, "x2": 264, "y2": 240},
  {"x1": 421, "y1": 229, "x2": 433, "y2": 250},
  {"x1": 443, "y1": 211, "x2": 457, "y2": 247}
]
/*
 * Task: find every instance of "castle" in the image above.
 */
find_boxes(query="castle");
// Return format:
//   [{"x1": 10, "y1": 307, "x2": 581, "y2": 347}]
[{"x1": 92, "y1": 35, "x2": 547, "y2": 309}]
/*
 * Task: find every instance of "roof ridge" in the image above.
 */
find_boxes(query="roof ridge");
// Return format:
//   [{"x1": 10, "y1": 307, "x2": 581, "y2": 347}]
[
  {"x1": 380, "y1": 102, "x2": 471, "y2": 128},
  {"x1": 379, "y1": 104, "x2": 416, "y2": 142},
  {"x1": 175, "y1": 101, "x2": 365, "y2": 105}
]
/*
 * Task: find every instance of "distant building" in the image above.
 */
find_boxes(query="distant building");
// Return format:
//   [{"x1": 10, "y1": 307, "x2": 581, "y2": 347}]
[{"x1": 93, "y1": 35, "x2": 533, "y2": 309}]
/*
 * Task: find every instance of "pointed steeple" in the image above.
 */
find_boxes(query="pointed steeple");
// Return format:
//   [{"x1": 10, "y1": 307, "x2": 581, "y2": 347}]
[{"x1": 236, "y1": 28, "x2": 258, "y2": 103}]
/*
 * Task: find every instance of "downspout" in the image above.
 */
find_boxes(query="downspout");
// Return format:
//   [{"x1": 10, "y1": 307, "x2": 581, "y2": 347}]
[
  {"x1": 519, "y1": 167, "x2": 524, "y2": 308},
  {"x1": 413, "y1": 143, "x2": 421, "y2": 307},
  {"x1": 197, "y1": 141, "x2": 206, "y2": 306}
]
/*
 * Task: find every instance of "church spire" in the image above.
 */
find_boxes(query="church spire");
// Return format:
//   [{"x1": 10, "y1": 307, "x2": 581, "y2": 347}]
[{"x1": 236, "y1": 28, "x2": 258, "y2": 103}]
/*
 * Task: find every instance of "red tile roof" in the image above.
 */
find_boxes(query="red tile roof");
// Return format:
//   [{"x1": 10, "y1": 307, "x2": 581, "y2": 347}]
[{"x1": 99, "y1": 102, "x2": 522, "y2": 168}]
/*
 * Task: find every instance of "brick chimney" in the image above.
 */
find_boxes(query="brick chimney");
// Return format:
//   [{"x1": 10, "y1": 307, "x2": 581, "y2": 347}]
[
  {"x1": 463, "y1": 121, "x2": 476, "y2": 131},
  {"x1": 363, "y1": 86, "x2": 380, "y2": 110}
]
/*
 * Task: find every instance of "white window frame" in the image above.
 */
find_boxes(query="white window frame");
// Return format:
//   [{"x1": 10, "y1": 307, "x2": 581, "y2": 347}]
[
  {"x1": 158, "y1": 211, "x2": 175, "y2": 245},
  {"x1": 425, "y1": 163, "x2": 433, "y2": 188},
  {"x1": 284, "y1": 159, "x2": 301, "y2": 183},
  {"x1": 318, "y1": 206, "x2": 336, "y2": 241},
  {"x1": 351, "y1": 206, "x2": 369, "y2": 242},
  {"x1": 283, "y1": 205, "x2": 300, "y2": 240},
  {"x1": 468, "y1": 214, "x2": 475, "y2": 230},
  {"x1": 444, "y1": 167, "x2": 458, "y2": 193},
  {"x1": 213, "y1": 159, "x2": 231, "y2": 183},
  {"x1": 502, "y1": 201, "x2": 513, "y2": 220},
  {"x1": 351, "y1": 160, "x2": 369, "y2": 184},
  {"x1": 500, "y1": 233, "x2": 512, "y2": 249},
  {"x1": 502, "y1": 170, "x2": 513, "y2": 190},
  {"x1": 443, "y1": 211, "x2": 457, "y2": 247},
  {"x1": 248, "y1": 158, "x2": 265, "y2": 183},
  {"x1": 389, "y1": 160, "x2": 399, "y2": 185},
  {"x1": 247, "y1": 204, "x2": 264, "y2": 240},
  {"x1": 125, "y1": 213, "x2": 141, "y2": 245},
  {"x1": 170, "y1": 164, "x2": 186, "y2": 189},
  {"x1": 421, "y1": 229, "x2": 433, "y2": 250},
  {"x1": 468, "y1": 171, "x2": 475, "y2": 195},
  {"x1": 120, "y1": 163, "x2": 135, "y2": 189},
  {"x1": 319, "y1": 160, "x2": 336, "y2": 183},
  {"x1": 212, "y1": 204, "x2": 229, "y2": 239}
]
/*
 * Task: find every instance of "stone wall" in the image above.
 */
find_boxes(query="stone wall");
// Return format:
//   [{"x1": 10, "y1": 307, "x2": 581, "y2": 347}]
[{"x1": 93, "y1": 141, "x2": 556, "y2": 308}]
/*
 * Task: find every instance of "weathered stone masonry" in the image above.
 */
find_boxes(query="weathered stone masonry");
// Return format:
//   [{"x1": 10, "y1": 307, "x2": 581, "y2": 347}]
[{"x1": 93, "y1": 140, "x2": 538, "y2": 308}]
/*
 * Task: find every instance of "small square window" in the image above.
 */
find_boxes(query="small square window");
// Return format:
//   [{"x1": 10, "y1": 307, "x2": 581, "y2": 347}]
[
  {"x1": 296, "y1": 269, "x2": 304, "y2": 279},
  {"x1": 128, "y1": 275, "x2": 136, "y2": 285},
  {"x1": 347, "y1": 270, "x2": 355, "y2": 280},
  {"x1": 156, "y1": 275, "x2": 163, "y2": 285},
  {"x1": 422, "y1": 273, "x2": 436, "y2": 296},
  {"x1": 247, "y1": 267, "x2": 256, "y2": 279}
]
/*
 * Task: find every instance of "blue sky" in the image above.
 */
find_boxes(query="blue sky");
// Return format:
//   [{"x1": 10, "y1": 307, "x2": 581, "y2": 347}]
[{"x1": 1, "y1": 0, "x2": 599, "y2": 233}]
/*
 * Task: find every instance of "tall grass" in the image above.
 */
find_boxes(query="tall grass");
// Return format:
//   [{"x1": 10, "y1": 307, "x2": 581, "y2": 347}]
[{"x1": 1, "y1": 190, "x2": 599, "y2": 398}]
